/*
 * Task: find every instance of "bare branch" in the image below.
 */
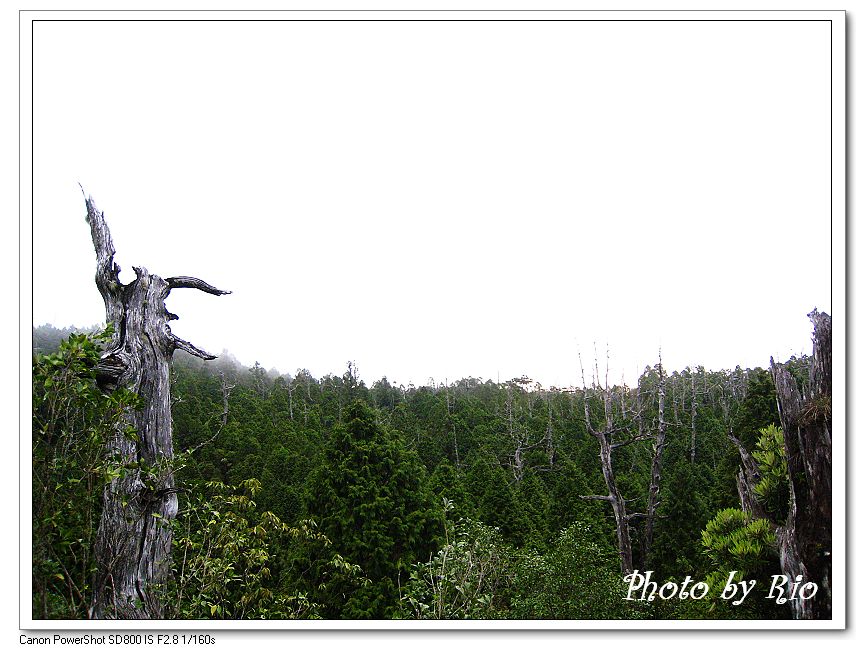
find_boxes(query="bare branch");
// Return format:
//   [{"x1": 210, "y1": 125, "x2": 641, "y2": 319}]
[
  {"x1": 611, "y1": 433, "x2": 654, "y2": 449},
  {"x1": 644, "y1": 348, "x2": 667, "y2": 569},
  {"x1": 82, "y1": 189, "x2": 122, "y2": 297},
  {"x1": 594, "y1": 342, "x2": 601, "y2": 390},
  {"x1": 166, "y1": 276, "x2": 231, "y2": 296},
  {"x1": 727, "y1": 427, "x2": 753, "y2": 463},
  {"x1": 183, "y1": 372, "x2": 234, "y2": 457},
  {"x1": 172, "y1": 336, "x2": 217, "y2": 360},
  {"x1": 578, "y1": 350, "x2": 588, "y2": 391}
]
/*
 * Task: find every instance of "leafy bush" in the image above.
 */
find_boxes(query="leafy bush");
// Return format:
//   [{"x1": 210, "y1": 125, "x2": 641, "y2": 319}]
[
  {"x1": 697, "y1": 508, "x2": 786, "y2": 619},
  {"x1": 701, "y1": 509, "x2": 776, "y2": 579},
  {"x1": 400, "y1": 500, "x2": 516, "y2": 619},
  {"x1": 511, "y1": 522, "x2": 642, "y2": 620},
  {"x1": 752, "y1": 424, "x2": 789, "y2": 521},
  {"x1": 168, "y1": 479, "x2": 363, "y2": 619},
  {"x1": 32, "y1": 328, "x2": 140, "y2": 619}
]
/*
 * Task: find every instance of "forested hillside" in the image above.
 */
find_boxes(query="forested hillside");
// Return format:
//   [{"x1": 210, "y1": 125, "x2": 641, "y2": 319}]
[{"x1": 32, "y1": 323, "x2": 824, "y2": 620}]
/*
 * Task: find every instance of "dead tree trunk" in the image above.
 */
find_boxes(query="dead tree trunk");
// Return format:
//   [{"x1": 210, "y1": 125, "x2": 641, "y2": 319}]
[
  {"x1": 770, "y1": 309, "x2": 832, "y2": 620},
  {"x1": 643, "y1": 352, "x2": 666, "y2": 569},
  {"x1": 726, "y1": 311, "x2": 832, "y2": 619},
  {"x1": 690, "y1": 370, "x2": 697, "y2": 463},
  {"x1": 578, "y1": 350, "x2": 650, "y2": 575},
  {"x1": 84, "y1": 195, "x2": 229, "y2": 619},
  {"x1": 545, "y1": 397, "x2": 556, "y2": 467},
  {"x1": 581, "y1": 386, "x2": 634, "y2": 575},
  {"x1": 727, "y1": 426, "x2": 768, "y2": 521}
]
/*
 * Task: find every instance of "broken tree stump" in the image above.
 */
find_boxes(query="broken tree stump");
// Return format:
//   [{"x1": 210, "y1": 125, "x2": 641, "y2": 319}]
[
  {"x1": 770, "y1": 309, "x2": 832, "y2": 620},
  {"x1": 83, "y1": 193, "x2": 229, "y2": 619}
]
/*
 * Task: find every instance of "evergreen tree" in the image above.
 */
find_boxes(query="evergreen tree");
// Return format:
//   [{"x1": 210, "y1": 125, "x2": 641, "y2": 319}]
[
  {"x1": 651, "y1": 458, "x2": 711, "y2": 577},
  {"x1": 465, "y1": 451, "x2": 531, "y2": 545},
  {"x1": 515, "y1": 471, "x2": 552, "y2": 548},
  {"x1": 428, "y1": 459, "x2": 474, "y2": 521},
  {"x1": 304, "y1": 401, "x2": 439, "y2": 618}
]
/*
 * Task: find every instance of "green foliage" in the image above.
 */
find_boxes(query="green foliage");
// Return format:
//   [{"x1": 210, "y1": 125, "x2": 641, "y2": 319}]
[
  {"x1": 400, "y1": 501, "x2": 516, "y2": 619},
  {"x1": 427, "y1": 460, "x2": 473, "y2": 521},
  {"x1": 701, "y1": 509, "x2": 776, "y2": 575},
  {"x1": 464, "y1": 452, "x2": 531, "y2": 545},
  {"x1": 32, "y1": 323, "x2": 101, "y2": 355},
  {"x1": 168, "y1": 479, "x2": 342, "y2": 619},
  {"x1": 303, "y1": 400, "x2": 440, "y2": 618},
  {"x1": 752, "y1": 424, "x2": 789, "y2": 522},
  {"x1": 695, "y1": 424, "x2": 792, "y2": 620},
  {"x1": 651, "y1": 459, "x2": 711, "y2": 577},
  {"x1": 697, "y1": 508, "x2": 786, "y2": 619},
  {"x1": 709, "y1": 368, "x2": 781, "y2": 512},
  {"x1": 511, "y1": 522, "x2": 643, "y2": 620},
  {"x1": 33, "y1": 323, "x2": 804, "y2": 621},
  {"x1": 731, "y1": 368, "x2": 781, "y2": 451},
  {"x1": 515, "y1": 471, "x2": 552, "y2": 549},
  {"x1": 32, "y1": 327, "x2": 140, "y2": 619}
]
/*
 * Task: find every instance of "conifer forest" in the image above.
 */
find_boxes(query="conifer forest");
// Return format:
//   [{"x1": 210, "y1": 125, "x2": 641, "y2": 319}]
[{"x1": 31, "y1": 199, "x2": 834, "y2": 622}]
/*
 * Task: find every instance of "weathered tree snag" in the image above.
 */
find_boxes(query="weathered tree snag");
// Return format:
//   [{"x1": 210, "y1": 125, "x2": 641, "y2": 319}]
[
  {"x1": 727, "y1": 427, "x2": 768, "y2": 520},
  {"x1": 503, "y1": 379, "x2": 546, "y2": 481},
  {"x1": 580, "y1": 388, "x2": 634, "y2": 575},
  {"x1": 578, "y1": 351, "x2": 645, "y2": 575},
  {"x1": 83, "y1": 194, "x2": 229, "y2": 619},
  {"x1": 770, "y1": 310, "x2": 832, "y2": 620},
  {"x1": 643, "y1": 352, "x2": 667, "y2": 569},
  {"x1": 545, "y1": 397, "x2": 556, "y2": 467},
  {"x1": 690, "y1": 370, "x2": 698, "y2": 463}
]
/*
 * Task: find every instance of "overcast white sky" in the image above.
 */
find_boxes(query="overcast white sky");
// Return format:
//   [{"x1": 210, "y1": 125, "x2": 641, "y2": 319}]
[{"x1": 30, "y1": 17, "x2": 835, "y2": 389}]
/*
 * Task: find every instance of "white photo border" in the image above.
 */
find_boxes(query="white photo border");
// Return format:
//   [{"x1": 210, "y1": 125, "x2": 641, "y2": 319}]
[{"x1": 19, "y1": 8, "x2": 846, "y2": 631}]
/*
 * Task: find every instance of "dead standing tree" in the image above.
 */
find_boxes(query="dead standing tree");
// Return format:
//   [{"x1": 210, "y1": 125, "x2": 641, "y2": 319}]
[
  {"x1": 578, "y1": 349, "x2": 653, "y2": 575},
  {"x1": 83, "y1": 194, "x2": 229, "y2": 619},
  {"x1": 727, "y1": 310, "x2": 831, "y2": 620},
  {"x1": 770, "y1": 310, "x2": 832, "y2": 620},
  {"x1": 642, "y1": 351, "x2": 667, "y2": 570},
  {"x1": 578, "y1": 347, "x2": 672, "y2": 575}
]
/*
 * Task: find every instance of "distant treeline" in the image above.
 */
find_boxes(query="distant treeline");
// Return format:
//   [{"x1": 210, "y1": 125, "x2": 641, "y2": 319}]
[
  {"x1": 32, "y1": 323, "x2": 812, "y2": 620},
  {"x1": 33, "y1": 323, "x2": 101, "y2": 355}
]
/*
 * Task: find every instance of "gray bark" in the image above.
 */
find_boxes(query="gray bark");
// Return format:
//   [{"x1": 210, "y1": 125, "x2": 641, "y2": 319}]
[
  {"x1": 578, "y1": 352, "x2": 637, "y2": 575},
  {"x1": 545, "y1": 398, "x2": 555, "y2": 467},
  {"x1": 504, "y1": 380, "x2": 545, "y2": 481},
  {"x1": 727, "y1": 427, "x2": 767, "y2": 520},
  {"x1": 690, "y1": 370, "x2": 697, "y2": 463},
  {"x1": 581, "y1": 387, "x2": 634, "y2": 575},
  {"x1": 771, "y1": 310, "x2": 832, "y2": 620},
  {"x1": 725, "y1": 310, "x2": 832, "y2": 619},
  {"x1": 84, "y1": 195, "x2": 229, "y2": 619},
  {"x1": 643, "y1": 353, "x2": 666, "y2": 569}
]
